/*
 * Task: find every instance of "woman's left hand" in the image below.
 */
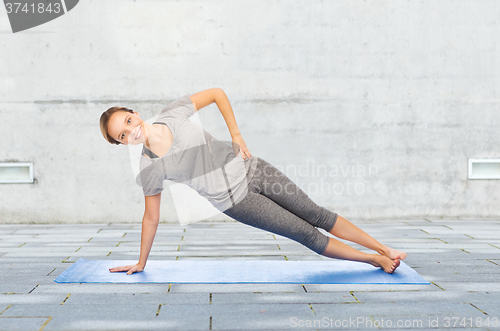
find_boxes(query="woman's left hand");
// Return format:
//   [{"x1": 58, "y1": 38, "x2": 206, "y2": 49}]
[
  {"x1": 232, "y1": 134, "x2": 252, "y2": 160},
  {"x1": 109, "y1": 263, "x2": 144, "y2": 275}
]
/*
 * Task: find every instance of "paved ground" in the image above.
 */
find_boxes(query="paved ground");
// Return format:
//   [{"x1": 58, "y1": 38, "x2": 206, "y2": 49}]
[{"x1": 0, "y1": 219, "x2": 499, "y2": 331}]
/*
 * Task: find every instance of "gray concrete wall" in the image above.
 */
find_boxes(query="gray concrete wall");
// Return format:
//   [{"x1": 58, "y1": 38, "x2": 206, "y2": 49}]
[{"x1": 1, "y1": 0, "x2": 499, "y2": 223}]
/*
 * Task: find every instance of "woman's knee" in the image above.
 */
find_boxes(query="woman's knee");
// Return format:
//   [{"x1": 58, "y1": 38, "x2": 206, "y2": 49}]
[
  {"x1": 295, "y1": 227, "x2": 330, "y2": 255},
  {"x1": 316, "y1": 207, "x2": 338, "y2": 232}
]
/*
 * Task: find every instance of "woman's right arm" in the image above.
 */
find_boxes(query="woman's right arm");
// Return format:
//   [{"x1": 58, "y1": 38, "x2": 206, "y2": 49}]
[
  {"x1": 138, "y1": 192, "x2": 162, "y2": 268},
  {"x1": 109, "y1": 192, "x2": 161, "y2": 275}
]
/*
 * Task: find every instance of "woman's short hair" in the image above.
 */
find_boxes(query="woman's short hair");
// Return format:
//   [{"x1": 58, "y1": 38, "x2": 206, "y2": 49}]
[{"x1": 99, "y1": 107, "x2": 134, "y2": 145}]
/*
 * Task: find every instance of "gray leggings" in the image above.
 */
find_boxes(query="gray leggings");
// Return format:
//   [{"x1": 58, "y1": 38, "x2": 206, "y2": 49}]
[{"x1": 223, "y1": 157, "x2": 338, "y2": 255}]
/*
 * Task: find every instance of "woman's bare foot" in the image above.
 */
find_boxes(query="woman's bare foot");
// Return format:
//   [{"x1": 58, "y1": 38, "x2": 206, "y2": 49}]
[
  {"x1": 370, "y1": 255, "x2": 401, "y2": 273},
  {"x1": 380, "y1": 244, "x2": 407, "y2": 260}
]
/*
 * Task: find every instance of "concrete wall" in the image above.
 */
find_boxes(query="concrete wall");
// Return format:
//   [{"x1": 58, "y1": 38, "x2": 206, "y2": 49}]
[{"x1": 1, "y1": 0, "x2": 499, "y2": 223}]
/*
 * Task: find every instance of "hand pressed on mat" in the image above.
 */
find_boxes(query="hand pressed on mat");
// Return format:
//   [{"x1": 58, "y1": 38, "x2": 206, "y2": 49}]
[{"x1": 109, "y1": 263, "x2": 144, "y2": 275}]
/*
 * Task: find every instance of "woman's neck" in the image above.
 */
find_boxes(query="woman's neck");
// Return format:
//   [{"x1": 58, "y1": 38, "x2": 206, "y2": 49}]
[{"x1": 142, "y1": 122, "x2": 172, "y2": 156}]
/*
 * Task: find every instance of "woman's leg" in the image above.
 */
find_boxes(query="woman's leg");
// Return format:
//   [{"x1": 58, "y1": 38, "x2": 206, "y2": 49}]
[
  {"x1": 250, "y1": 158, "x2": 406, "y2": 262},
  {"x1": 329, "y1": 215, "x2": 407, "y2": 260},
  {"x1": 224, "y1": 182, "x2": 332, "y2": 256},
  {"x1": 224, "y1": 185, "x2": 400, "y2": 273},
  {"x1": 247, "y1": 158, "x2": 338, "y2": 233},
  {"x1": 322, "y1": 238, "x2": 401, "y2": 273},
  {"x1": 224, "y1": 158, "x2": 401, "y2": 273}
]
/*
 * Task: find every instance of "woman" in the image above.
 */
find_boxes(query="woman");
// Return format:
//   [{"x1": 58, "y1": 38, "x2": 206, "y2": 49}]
[{"x1": 99, "y1": 88, "x2": 406, "y2": 275}]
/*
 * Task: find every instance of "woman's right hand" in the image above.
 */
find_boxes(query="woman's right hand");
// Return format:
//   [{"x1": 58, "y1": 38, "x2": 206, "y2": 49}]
[{"x1": 109, "y1": 263, "x2": 144, "y2": 275}]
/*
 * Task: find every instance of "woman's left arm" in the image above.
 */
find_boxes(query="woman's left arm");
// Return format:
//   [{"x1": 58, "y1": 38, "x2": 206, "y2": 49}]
[{"x1": 189, "y1": 88, "x2": 252, "y2": 160}]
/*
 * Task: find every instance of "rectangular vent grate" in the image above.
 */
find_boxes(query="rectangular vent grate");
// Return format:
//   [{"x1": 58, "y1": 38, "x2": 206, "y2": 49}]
[
  {"x1": 0, "y1": 162, "x2": 34, "y2": 183},
  {"x1": 468, "y1": 159, "x2": 500, "y2": 179}
]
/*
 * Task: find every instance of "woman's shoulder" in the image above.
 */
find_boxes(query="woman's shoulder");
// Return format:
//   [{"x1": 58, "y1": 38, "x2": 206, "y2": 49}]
[
  {"x1": 156, "y1": 95, "x2": 195, "y2": 123},
  {"x1": 160, "y1": 95, "x2": 192, "y2": 114}
]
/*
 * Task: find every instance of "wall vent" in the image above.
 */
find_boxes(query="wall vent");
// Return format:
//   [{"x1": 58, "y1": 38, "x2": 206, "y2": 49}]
[
  {"x1": 0, "y1": 162, "x2": 34, "y2": 183},
  {"x1": 468, "y1": 159, "x2": 500, "y2": 179}
]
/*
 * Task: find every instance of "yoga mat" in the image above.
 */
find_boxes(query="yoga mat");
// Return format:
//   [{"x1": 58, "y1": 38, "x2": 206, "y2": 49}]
[{"x1": 55, "y1": 259, "x2": 430, "y2": 284}]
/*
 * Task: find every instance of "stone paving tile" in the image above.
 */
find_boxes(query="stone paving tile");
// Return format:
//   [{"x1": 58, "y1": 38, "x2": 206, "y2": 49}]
[
  {"x1": 155, "y1": 304, "x2": 212, "y2": 330},
  {"x1": 32, "y1": 284, "x2": 173, "y2": 294},
  {"x1": 3, "y1": 251, "x2": 88, "y2": 258},
  {"x1": 418, "y1": 273, "x2": 499, "y2": 283},
  {"x1": 3, "y1": 304, "x2": 165, "y2": 331},
  {"x1": 176, "y1": 256, "x2": 287, "y2": 261},
  {"x1": 0, "y1": 294, "x2": 68, "y2": 305},
  {"x1": 151, "y1": 239, "x2": 293, "y2": 246},
  {"x1": 66, "y1": 248, "x2": 142, "y2": 255},
  {"x1": 413, "y1": 265, "x2": 500, "y2": 274},
  {"x1": 432, "y1": 282, "x2": 500, "y2": 292},
  {"x1": 0, "y1": 242, "x2": 24, "y2": 248},
  {"x1": 487, "y1": 260, "x2": 500, "y2": 267},
  {"x1": 181, "y1": 234, "x2": 277, "y2": 241},
  {"x1": 211, "y1": 292, "x2": 357, "y2": 304},
  {"x1": 0, "y1": 317, "x2": 51, "y2": 331},
  {"x1": 407, "y1": 252, "x2": 500, "y2": 260},
  {"x1": 60, "y1": 246, "x2": 145, "y2": 253},
  {"x1": 27, "y1": 231, "x2": 99, "y2": 236},
  {"x1": 178, "y1": 244, "x2": 281, "y2": 251},
  {"x1": 83, "y1": 238, "x2": 130, "y2": 243},
  {"x1": 183, "y1": 228, "x2": 267, "y2": 234},
  {"x1": 45, "y1": 318, "x2": 194, "y2": 331},
  {"x1": 405, "y1": 258, "x2": 497, "y2": 267},
  {"x1": 107, "y1": 255, "x2": 178, "y2": 261},
  {"x1": 121, "y1": 250, "x2": 301, "y2": 256},
  {"x1": 2, "y1": 278, "x2": 58, "y2": 288},
  {"x1": 0, "y1": 284, "x2": 40, "y2": 294},
  {"x1": 351, "y1": 290, "x2": 497, "y2": 303},
  {"x1": 386, "y1": 243, "x2": 500, "y2": 250},
  {"x1": 1, "y1": 263, "x2": 64, "y2": 277},
  {"x1": 304, "y1": 284, "x2": 439, "y2": 292},
  {"x1": 12, "y1": 229, "x2": 99, "y2": 235},
  {"x1": 0, "y1": 257, "x2": 85, "y2": 263},
  {"x1": 169, "y1": 284, "x2": 306, "y2": 293},
  {"x1": 373, "y1": 238, "x2": 451, "y2": 243},
  {"x1": 421, "y1": 234, "x2": 485, "y2": 239},
  {"x1": 47, "y1": 271, "x2": 70, "y2": 282},
  {"x1": 1, "y1": 237, "x2": 94, "y2": 244},
  {"x1": 59, "y1": 256, "x2": 141, "y2": 263},
  {"x1": 64, "y1": 293, "x2": 209, "y2": 305},
  {"x1": 178, "y1": 240, "x2": 292, "y2": 247},
  {"x1": 469, "y1": 302, "x2": 500, "y2": 318},
  {"x1": 10, "y1": 248, "x2": 82, "y2": 254},
  {"x1": 283, "y1": 255, "x2": 324, "y2": 261},
  {"x1": 0, "y1": 235, "x2": 47, "y2": 242},
  {"x1": 12, "y1": 242, "x2": 85, "y2": 248},
  {"x1": 209, "y1": 303, "x2": 315, "y2": 330},
  {"x1": 457, "y1": 249, "x2": 500, "y2": 256},
  {"x1": 2, "y1": 303, "x2": 160, "y2": 319}
]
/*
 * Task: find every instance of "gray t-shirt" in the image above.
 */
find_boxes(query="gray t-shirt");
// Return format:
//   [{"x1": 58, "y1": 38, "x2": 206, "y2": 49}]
[{"x1": 136, "y1": 95, "x2": 258, "y2": 212}]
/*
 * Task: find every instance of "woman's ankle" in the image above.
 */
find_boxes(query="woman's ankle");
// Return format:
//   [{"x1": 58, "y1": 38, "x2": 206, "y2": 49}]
[{"x1": 375, "y1": 244, "x2": 388, "y2": 256}]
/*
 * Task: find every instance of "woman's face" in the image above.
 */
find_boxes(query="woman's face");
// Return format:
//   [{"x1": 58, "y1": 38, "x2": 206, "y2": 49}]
[{"x1": 107, "y1": 110, "x2": 147, "y2": 145}]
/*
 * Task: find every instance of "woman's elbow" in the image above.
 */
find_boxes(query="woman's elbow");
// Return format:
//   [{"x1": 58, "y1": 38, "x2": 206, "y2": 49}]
[{"x1": 143, "y1": 212, "x2": 159, "y2": 223}]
